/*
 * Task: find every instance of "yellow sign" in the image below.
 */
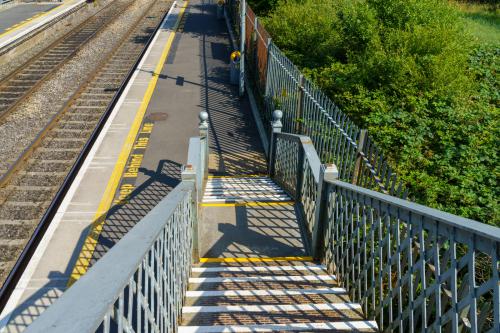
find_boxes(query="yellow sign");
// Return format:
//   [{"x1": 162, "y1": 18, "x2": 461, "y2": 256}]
[{"x1": 230, "y1": 50, "x2": 241, "y2": 62}]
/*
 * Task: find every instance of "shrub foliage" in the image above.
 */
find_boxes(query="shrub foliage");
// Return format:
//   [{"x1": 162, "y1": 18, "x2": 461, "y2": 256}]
[{"x1": 259, "y1": 0, "x2": 499, "y2": 224}]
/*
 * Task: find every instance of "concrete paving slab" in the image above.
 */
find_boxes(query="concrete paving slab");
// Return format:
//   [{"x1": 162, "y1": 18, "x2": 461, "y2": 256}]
[{"x1": 200, "y1": 204, "x2": 308, "y2": 258}]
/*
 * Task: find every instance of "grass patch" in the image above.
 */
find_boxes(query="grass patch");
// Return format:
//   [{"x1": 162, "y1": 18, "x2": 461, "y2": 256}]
[{"x1": 454, "y1": 2, "x2": 500, "y2": 45}]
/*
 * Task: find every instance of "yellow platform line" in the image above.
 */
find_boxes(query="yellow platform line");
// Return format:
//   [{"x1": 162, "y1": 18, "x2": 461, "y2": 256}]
[
  {"x1": 199, "y1": 257, "x2": 314, "y2": 263},
  {"x1": 0, "y1": 3, "x2": 64, "y2": 39},
  {"x1": 67, "y1": 2, "x2": 188, "y2": 287},
  {"x1": 201, "y1": 201, "x2": 294, "y2": 207}
]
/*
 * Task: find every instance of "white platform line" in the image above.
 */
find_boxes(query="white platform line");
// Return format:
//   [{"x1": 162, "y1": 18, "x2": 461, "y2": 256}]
[
  {"x1": 185, "y1": 288, "x2": 346, "y2": 297},
  {"x1": 189, "y1": 275, "x2": 336, "y2": 283},
  {"x1": 192, "y1": 265, "x2": 325, "y2": 273},
  {"x1": 182, "y1": 302, "x2": 361, "y2": 314},
  {"x1": 178, "y1": 321, "x2": 379, "y2": 332}
]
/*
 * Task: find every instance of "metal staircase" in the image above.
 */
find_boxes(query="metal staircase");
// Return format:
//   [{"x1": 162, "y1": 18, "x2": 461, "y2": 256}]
[
  {"x1": 180, "y1": 175, "x2": 378, "y2": 332},
  {"x1": 179, "y1": 260, "x2": 378, "y2": 332}
]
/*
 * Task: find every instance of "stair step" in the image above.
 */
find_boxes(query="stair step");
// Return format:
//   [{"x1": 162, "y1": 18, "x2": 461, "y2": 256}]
[
  {"x1": 185, "y1": 288, "x2": 345, "y2": 297},
  {"x1": 184, "y1": 289, "x2": 350, "y2": 307},
  {"x1": 202, "y1": 196, "x2": 292, "y2": 203},
  {"x1": 192, "y1": 265, "x2": 325, "y2": 273},
  {"x1": 182, "y1": 302, "x2": 361, "y2": 313},
  {"x1": 180, "y1": 309, "x2": 367, "y2": 326},
  {"x1": 189, "y1": 275, "x2": 336, "y2": 284},
  {"x1": 178, "y1": 321, "x2": 379, "y2": 332}
]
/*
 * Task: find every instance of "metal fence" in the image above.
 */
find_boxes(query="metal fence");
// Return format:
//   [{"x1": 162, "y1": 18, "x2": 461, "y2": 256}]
[
  {"x1": 24, "y1": 182, "x2": 195, "y2": 333},
  {"x1": 226, "y1": 0, "x2": 407, "y2": 199},
  {"x1": 269, "y1": 128, "x2": 500, "y2": 333},
  {"x1": 24, "y1": 114, "x2": 210, "y2": 332}
]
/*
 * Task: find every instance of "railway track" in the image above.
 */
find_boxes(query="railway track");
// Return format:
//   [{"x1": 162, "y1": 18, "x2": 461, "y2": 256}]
[
  {"x1": 0, "y1": 0, "x2": 138, "y2": 123},
  {"x1": 0, "y1": 0, "x2": 173, "y2": 304}
]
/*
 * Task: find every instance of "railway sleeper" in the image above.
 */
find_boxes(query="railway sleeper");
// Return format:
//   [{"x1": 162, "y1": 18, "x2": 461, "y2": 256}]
[
  {"x1": 24, "y1": 160, "x2": 73, "y2": 173},
  {"x1": 56, "y1": 121, "x2": 99, "y2": 131},
  {"x1": 0, "y1": 203, "x2": 45, "y2": 220},
  {"x1": 40, "y1": 137, "x2": 88, "y2": 149},
  {"x1": 61, "y1": 113, "x2": 102, "y2": 122},
  {"x1": 0, "y1": 223, "x2": 34, "y2": 241},
  {"x1": 30, "y1": 149, "x2": 80, "y2": 161},
  {"x1": 49, "y1": 129, "x2": 93, "y2": 139},
  {"x1": 2, "y1": 187, "x2": 55, "y2": 203},
  {"x1": 10, "y1": 172, "x2": 66, "y2": 187},
  {"x1": 74, "y1": 100, "x2": 111, "y2": 107}
]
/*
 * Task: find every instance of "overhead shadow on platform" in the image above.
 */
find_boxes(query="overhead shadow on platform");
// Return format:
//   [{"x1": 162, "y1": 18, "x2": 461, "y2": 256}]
[{"x1": 196, "y1": 4, "x2": 268, "y2": 176}]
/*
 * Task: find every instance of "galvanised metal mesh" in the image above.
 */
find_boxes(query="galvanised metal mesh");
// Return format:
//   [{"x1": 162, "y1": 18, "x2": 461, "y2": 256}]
[
  {"x1": 23, "y1": 181, "x2": 196, "y2": 333},
  {"x1": 270, "y1": 132, "x2": 500, "y2": 333},
  {"x1": 225, "y1": 1, "x2": 407, "y2": 199},
  {"x1": 323, "y1": 181, "x2": 500, "y2": 333},
  {"x1": 272, "y1": 133, "x2": 319, "y2": 235},
  {"x1": 99, "y1": 189, "x2": 193, "y2": 333}
]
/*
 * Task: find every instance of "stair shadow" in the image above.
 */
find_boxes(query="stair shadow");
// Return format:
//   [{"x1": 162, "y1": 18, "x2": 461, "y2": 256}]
[
  {"x1": 201, "y1": 204, "x2": 309, "y2": 258},
  {"x1": 0, "y1": 159, "x2": 181, "y2": 332}
]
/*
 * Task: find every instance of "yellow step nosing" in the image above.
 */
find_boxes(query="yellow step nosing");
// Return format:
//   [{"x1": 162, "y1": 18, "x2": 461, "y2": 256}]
[{"x1": 199, "y1": 256, "x2": 313, "y2": 263}]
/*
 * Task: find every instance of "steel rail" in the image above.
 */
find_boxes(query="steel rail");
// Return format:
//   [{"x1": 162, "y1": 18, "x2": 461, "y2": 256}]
[
  {"x1": 0, "y1": 0, "x2": 157, "y2": 191},
  {"x1": 0, "y1": 1, "x2": 172, "y2": 312},
  {"x1": 0, "y1": 0, "x2": 136, "y2": 125}
]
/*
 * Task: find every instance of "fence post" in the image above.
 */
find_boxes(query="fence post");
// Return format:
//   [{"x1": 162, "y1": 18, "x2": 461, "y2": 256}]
[
  {"x1": 264, "y1": 37, "x2": 272, "y2": 119},
  {"x1": 199, "y1": 111, "x2": 209, "y2": 182},
  {"x1": 239, "y1": 0, "x2": 245, "y2": 96},
  {"x1": 311, "y1": 164, "x2": 338, "y2": 259},
  {"x1": 181, "y1": 164, "x2": 198, "y2": 262},
  {"x1": 268, "y1": 110, "x2": 282, "y2": 177},
  {"x1": 295, "y1": 74, "x2": 305, "y2": 134},
  {"x1": 253, "y1": 16, "x2": 258, "y2": 77},
  {"x1": 352, "y1": 129, "x2": 367, "y2": 186}
]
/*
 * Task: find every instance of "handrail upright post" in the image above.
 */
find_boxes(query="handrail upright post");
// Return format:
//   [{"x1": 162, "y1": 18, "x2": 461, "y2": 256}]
[
  {"x1": 312, "y1": 164, "x2": 338, "y2": 259},
  {"x1": 269, "y1": 110, "x2": 282, "y2": 177},
  {"x1": 181, "y1": 165, "x2": 198, "y2": 263},
  {"x1": 199, "y1": 111, "x2": 209, "y2": 184},
  {"x1": 295, "y1": 74, "x2": 305, "y2": 134},
  {"x1": 239, "y1": 0, "x2": 245, "y2": 96},
  {"x1": 296, "y1": 143, "x2": 305, "y2": 200}
]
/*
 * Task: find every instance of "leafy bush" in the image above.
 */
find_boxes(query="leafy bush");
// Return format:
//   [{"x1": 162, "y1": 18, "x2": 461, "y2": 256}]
[{"x1": 262, "y1": 0, "x2": 499, "y2": 224}]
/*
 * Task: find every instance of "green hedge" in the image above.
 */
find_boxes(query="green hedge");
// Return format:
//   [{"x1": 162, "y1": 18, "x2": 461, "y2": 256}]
[{"x1": 260, "y1": 0, "x2": 499, "y2": 225}]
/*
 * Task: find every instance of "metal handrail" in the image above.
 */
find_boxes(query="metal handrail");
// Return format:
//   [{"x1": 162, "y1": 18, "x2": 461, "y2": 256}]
[
  {"x1": 268, "y1": 125, "x2": 500, "y2": 332},
  {"x1": 22, "y1": 110, "x2": 209, "y2": 332},
  {"x1": 324, "y1": 179, "x2": 500, "y2": 332},
  {"x1": 23, "y1": 181, "x2": 196, "y2": 333},
  {"x1": 328, "y1": 180, "x2": 500, "y2": 247}
]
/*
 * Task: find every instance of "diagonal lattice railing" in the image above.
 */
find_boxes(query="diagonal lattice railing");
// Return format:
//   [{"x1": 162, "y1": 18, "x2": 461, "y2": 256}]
[
  {"x1": 23, "y1": 113, "x2": 210, "y2": 332},
  {"x1": 269, "y1": 127, "x2": 500, "y2": 333}
]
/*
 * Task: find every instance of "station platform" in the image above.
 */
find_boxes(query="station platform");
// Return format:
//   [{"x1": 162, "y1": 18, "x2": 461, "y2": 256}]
[
  {"x1": 0, "y1": 0, "x2": 266, "y2": 331},
  {"x1": 0, "y1": 0, "x2": 84, "y2": 49}
]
